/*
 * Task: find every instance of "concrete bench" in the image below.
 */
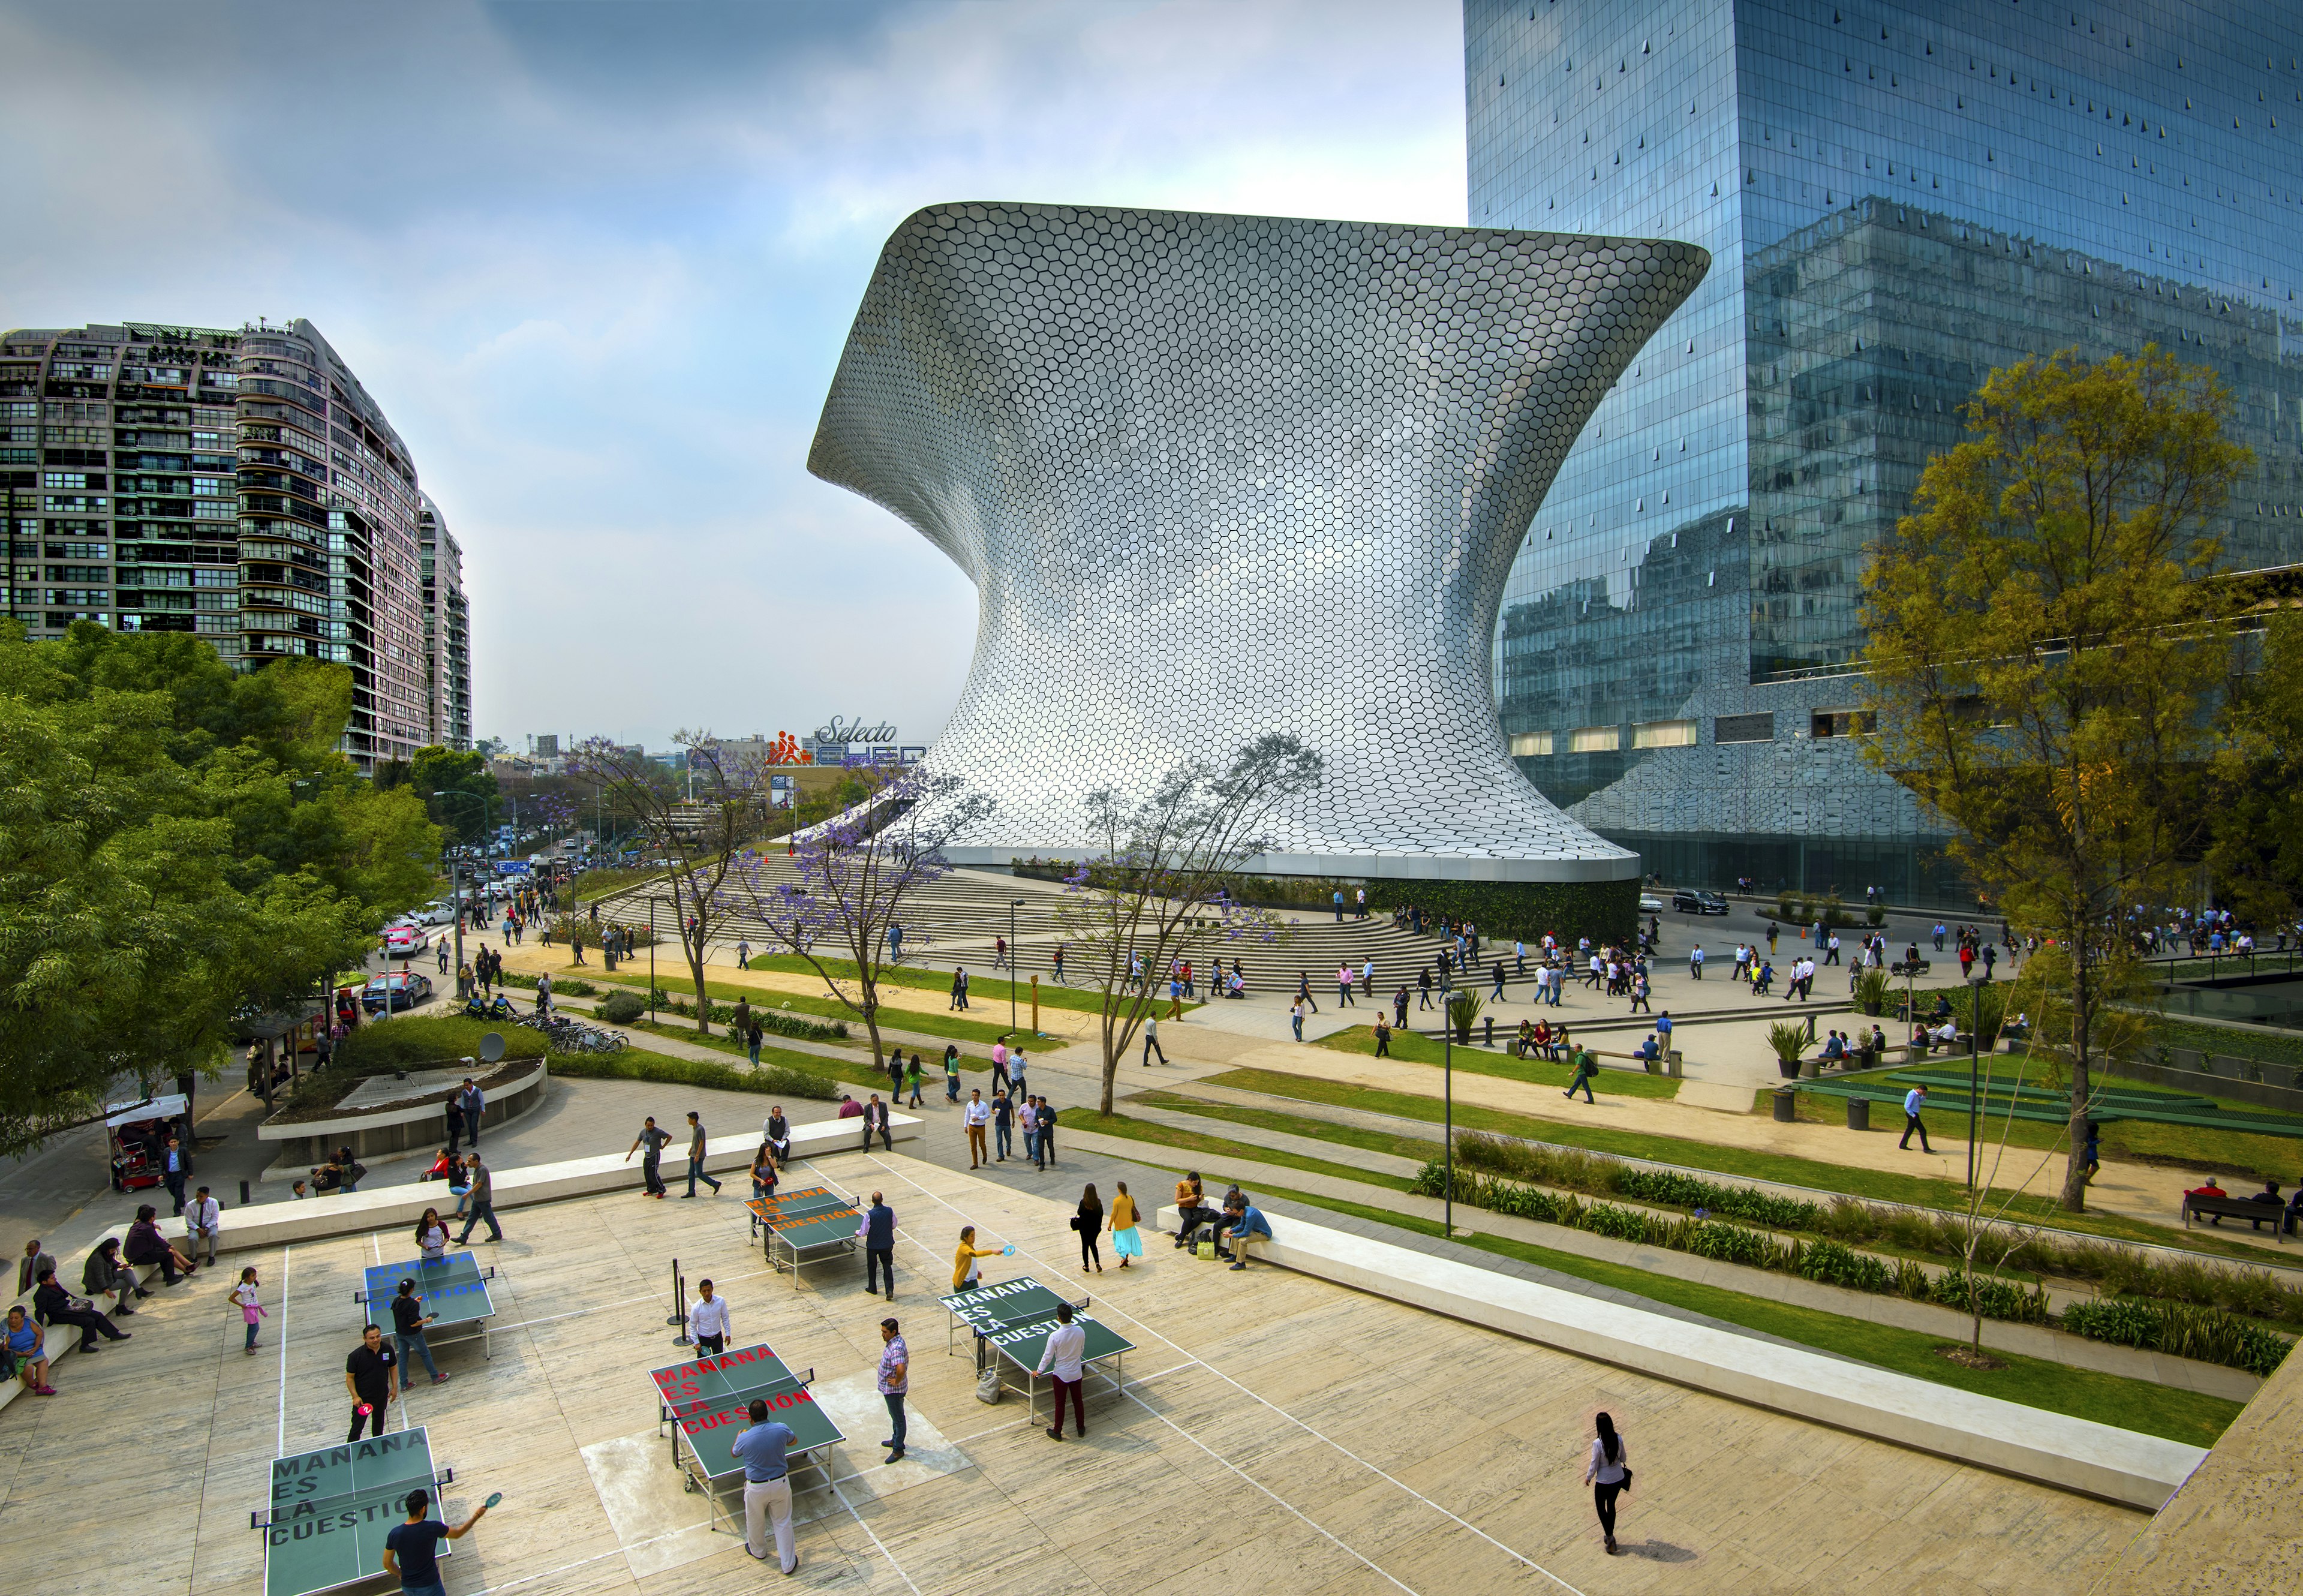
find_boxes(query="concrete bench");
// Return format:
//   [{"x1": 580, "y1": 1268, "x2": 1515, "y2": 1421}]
[
  {"x1": 0, "y1": 1257, "x2": 169, "y2": 1418},
  {"x1": 1155, "y1": 1203, "x2": 2206, "y2": 1510}
]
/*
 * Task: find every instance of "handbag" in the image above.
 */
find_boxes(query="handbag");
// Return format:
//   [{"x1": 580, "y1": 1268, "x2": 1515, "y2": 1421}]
[
  {"x1": 1195, "y1": 1239, "x2": 1217, "y2": 1260},
  {"x1": 1619, "y1": 1466, "x2": 1634, "y2": 1492},
  {"x1": 1068, "y1": 1216, "x2": 1084, "y2": 1231}
]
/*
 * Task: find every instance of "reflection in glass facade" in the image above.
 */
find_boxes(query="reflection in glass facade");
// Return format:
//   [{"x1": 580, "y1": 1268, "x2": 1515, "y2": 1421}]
[{"x1": 1468, "y1": 0, "x2": 2303, "y2": 904}]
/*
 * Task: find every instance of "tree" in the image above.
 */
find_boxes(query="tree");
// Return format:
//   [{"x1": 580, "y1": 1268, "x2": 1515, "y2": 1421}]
[
  {"x1": 724, "y1": 765, "x2": 990, "y2": 1069},
  {"x1": 1859, "y1": 346, "x2": 2250, "y2": 1210},
  {"x1": 1058, "y1": 735, "x2": 1323, "y2": 1114},
  {"x1": 0, "y1": 622, "x2": 428, "y2": 1152},
  {"x1": 569, "y1": 732, "x2": 769, "y2": 1033},
  {"x1": 2209, "y1": 611, "x2": 2303, "y2": 928},
  {"x1": 408, "y1": 746, "x2": 500, "y2": 846}
]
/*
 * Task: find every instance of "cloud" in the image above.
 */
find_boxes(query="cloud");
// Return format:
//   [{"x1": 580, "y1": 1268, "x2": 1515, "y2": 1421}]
[{"x1": 0, "y1": 0, "x2": 1465, "y2": 748}]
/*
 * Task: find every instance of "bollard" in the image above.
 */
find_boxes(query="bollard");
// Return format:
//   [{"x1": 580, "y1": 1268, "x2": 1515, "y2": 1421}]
[
  {"x1": 239, "y1": 1179, "x2": 251, "y2": 1205},
  {"x1": 1771, "y1": 1089, "x2": 1797, "y2": 1123},
  {"x1": 1666, "y1": 1050, "x2": 1683, "y2": 1079},
  {"x1": 1847, "y1": 1098, "x2": 1871, "y2": 1131},
  {"x1": 668, "y1": 1258, "x2": 691, "y2": 1345}
]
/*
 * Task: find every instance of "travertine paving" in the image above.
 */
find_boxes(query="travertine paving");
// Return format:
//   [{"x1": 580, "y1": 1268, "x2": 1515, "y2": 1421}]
[{"x1": 0, "y1": 1150, "x2": 2148, "y2": 1595}]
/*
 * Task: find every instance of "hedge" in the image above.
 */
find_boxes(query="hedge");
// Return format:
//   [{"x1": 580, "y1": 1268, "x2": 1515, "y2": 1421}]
[
  {"x1": 2063, "y1": 1299, "x2": 2293, "y2": 1378},
  {"x1": 545, "y1": 1052, "x2": 840, "y2": 1102},
  {"x1": 332, "y1": 1016, "x2": 546, "y2": 1077}
]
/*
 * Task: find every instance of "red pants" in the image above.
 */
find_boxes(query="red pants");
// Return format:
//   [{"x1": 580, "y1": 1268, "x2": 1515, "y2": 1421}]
[{"x1": 1048, "y1": 1375, "x2": 1086, "y2": 1436}]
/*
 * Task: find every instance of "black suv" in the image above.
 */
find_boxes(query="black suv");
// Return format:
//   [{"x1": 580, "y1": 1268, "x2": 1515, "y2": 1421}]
[{"x1": 1671, "y1": 889, "x2": 1730, "y2": 915}]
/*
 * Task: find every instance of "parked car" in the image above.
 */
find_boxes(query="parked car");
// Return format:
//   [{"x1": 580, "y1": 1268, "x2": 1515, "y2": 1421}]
[
  {"x1": 410, "y1": 902, "x2": 456, "y2": 927},
  {"x1": 1671, "y1": 889, "x2": 1730, "y2": 915},
  {"x1": 383, "y1": 923, "x2": 431, "y2": 956},
  {"x1": 363, "y1": 971, "x2": 435, "y2": 1014},
  {"x1": 1637, "y1": 894, "x2": 1664, "y2": 913}
]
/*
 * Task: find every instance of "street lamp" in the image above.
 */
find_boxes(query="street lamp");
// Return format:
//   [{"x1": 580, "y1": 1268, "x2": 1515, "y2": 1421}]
[
  {"x1": 1444, "y1": 992, "x2": 1454, "y2": 1239},
  {"x1": 1010, "y1": 899, "x2": 1025, "y2": 1032},
  {"x1": 428, "y1": 788, "x2": 496, "y2": 1001},
  {"x1": 1967, "y1": 969, "x2": 1984, "y2": 1194}
]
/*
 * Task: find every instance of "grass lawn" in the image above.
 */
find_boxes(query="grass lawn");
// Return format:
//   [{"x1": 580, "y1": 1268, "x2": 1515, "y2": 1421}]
[
  {"x1": 1134, "y1": 1090, "x2": 1446, "y2": 1164},
  {"x1": 1065, "y1": 1109, "x2": 1415, "y2": 1191},
  {"x1": 1314, "y1": 1024, "x2": 1681, "y2": 1099},
  {"x1": 1204, "y1": 1067, "x2": 2289, "y2": 1264},
  {"x1": 2143, "y1": 1015, "x2": 2303, "y2": 1072},
  {"x1": 611, "y1": 1016, "x2": 997, "y2": 1095},
  {"x1": 1065, "y1": 1137, "x2": 2241, "y2": 1445},
  {"x1": 588, "y1": 969, "x2": 1056, "y2": 1049},
  {"x1": 720, "y1": 952, "x2": 1182, "y2": 1019}
]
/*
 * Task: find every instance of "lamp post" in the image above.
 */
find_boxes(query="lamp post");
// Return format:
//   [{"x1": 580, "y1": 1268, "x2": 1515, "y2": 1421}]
[
  {"x1": 428, "y1": 789, "x2": 496, "y2": 1003},
  {"x1": 1442, "y1": 990, "x2": 1454, "y2": 1239},
  {"x1": 1967, "y1": 970, "x2": 1983, "y2": 1194},
  {"x1": 1010, "y1": 898, "x2": 1025, "y2": 1032}
]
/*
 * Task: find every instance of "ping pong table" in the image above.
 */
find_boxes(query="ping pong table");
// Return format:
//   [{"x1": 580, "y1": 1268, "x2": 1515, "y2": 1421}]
[
  {"x1": 254, "y1": 1427, "x2": 454, "y2": 1596},
  {"x1": 940, "y1": 1274, "x2": 1134, "y2": 1423},
  {"x1": 744, "y1": 1185, "x2": 860, "y2": 1289},
  {"x1": 357, "y1": 1252, "x2": 498, "y2": 1359},
  {"x1": 652, "y1": 1343, "x2": 844, "y2": 1534}
]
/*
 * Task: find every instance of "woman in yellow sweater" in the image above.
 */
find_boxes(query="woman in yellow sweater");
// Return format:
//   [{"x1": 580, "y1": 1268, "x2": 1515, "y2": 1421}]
[
  {"x1": 952, "y1": 1226, "x2": 1006, "y2": 1293},
  {"x1": 1109, "y1": 1182, "x2": 1143, "y2": 1269}
]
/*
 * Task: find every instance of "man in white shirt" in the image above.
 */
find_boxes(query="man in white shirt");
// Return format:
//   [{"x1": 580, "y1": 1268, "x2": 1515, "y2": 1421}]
[
  {"x1": 1034, "y1": 1301, "x2": 1089, "y2": 1441},
  {"x1": 689, "y1": 1279, "x2": 732, "y2": 1356},
  {"x1": 962, "y1": 1089, "x2": 990, "y2": 1170},
  {"x1": 185, "y1": 1185, "x2": 223, "y2": 1266}
]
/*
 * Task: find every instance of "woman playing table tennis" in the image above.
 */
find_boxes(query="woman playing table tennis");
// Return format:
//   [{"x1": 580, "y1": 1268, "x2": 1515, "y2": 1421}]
[{"x1": 951, "y1": 1226, "x2": 1006, "y2": 1291}]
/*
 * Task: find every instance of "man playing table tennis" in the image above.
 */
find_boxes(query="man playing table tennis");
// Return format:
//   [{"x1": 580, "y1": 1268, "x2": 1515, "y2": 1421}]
[
  {"x1": 382, "y1": 1486, "x2": 491, "y2": 1596},
  {"x1": 732, "y1": 1396, "x2": 800, "y2": 1574},
  {"x1": 1036, "y1": 1302, "x2": 1089, "y2": 1441}
]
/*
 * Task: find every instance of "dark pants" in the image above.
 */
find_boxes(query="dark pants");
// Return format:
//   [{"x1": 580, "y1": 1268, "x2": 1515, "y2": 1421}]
[
  {"x1": 697, "y1": 1334, "x2": 725, "y2": 1357},
  {"x1": 643, "y1": 1158, "x2": 665, "y2": 1196},
  {"x1": 1568, "y1": 1070, "x2": 1595, "y2": 1104},
  {"x1": 1900, "y1": 1113, "x2": 1932, "y2": 1152},
  {"x1": 446, "y1": 1116, "x2": 464, "y2": 1155},
  {"x1": 1594, "y1": 1481, "x2": 1622, "y2": 1540},
  {"x1": 867, "y1": 1248, "x2": 895, "y2": 1296},
  {"x1": 1143, "y1": 1035, "x2": 1166, "y2": 1064},
  {"x1": 134, "y1": 1249, "x2": 185, "y2": 1285},
  {"x1": 458, "y1": 1200, "x2": 501, "y2": 1242},
  {"x1": 348, "y1": 1398, "x2": 388, "y2": 1442},
  {"x1": 1048, "y1": 1375, "x2": 1086, "y2": 1436},
  {"x1": 164, "y1": 1172, "x2": 187, "y2": 1214},
  {"x1": 1375, "y1": 1034, "x2": 1390, "y2": 1057},
  {"x1": 867, "y1": 1120, "x2": 892, "y2": 1152},
  {"x1": 51, "y1": 1306, "x2": 127, "y2": 1351},
  {"x1": 885, "y1": 1391, "x2": 907, "y2": 1451},
  {"x1": 1175, "y1": 1206, "x2": 1218, "y2": 1245},
  {"x1": 1080, "y1": 1230, "x2": 1100, "y2": 1269}
]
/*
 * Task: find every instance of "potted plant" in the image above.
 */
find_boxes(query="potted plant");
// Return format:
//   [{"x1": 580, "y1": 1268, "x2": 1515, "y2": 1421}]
[
  {"x1": 1446, "y1": 989, "x2": 1484, "y2": 1046},
  {"x1": 1766, "y1": 1020, "x2": 1812, "y2": 1080},
  {"x1": 1853, "y1": 967, "x2": 1890, "y2": 1018}
]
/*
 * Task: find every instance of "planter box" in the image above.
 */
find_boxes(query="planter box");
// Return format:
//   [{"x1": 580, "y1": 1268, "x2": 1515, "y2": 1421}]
[{"x1": 257, "y1": 1061, "x2": 548, "y2": 1169}]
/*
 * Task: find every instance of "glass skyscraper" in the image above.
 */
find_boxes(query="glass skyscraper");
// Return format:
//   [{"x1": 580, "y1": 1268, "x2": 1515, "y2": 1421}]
[{"x1": 1467, "y1": 0, "x2": 2303, "y2": 903}]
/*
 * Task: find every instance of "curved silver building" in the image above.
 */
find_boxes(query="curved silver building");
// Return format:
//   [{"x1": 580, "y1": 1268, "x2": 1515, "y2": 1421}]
[{"x1": 809, "y1": 202, "x2": 1705, "y2": 883}]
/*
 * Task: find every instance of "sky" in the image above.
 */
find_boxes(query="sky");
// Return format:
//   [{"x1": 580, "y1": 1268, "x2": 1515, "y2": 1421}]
[{"x1": 0, "y1": 0, "x2": 1468, "y2": 752}]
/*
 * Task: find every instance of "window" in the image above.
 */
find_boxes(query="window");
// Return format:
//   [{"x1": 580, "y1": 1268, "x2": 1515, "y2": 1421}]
[
  {"x1": 1633, "y1": 719, "x2": 1697, "y2": 748},
  {"x1": 1569, "y1": 725, "x2": 1620, "y2": 753},
  {"x1": 1811, "y1": 708, "x2": 1877, "y2": 738},
  {"x1": 1715, "y1": 712, "x2": 1775, "y2": 744},
  {"x1": 1510, "y1": 732, "x2": 1553, "y2": 756}
]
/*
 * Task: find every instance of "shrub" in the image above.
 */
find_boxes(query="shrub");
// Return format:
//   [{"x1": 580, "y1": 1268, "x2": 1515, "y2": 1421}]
[
  {"x1": 333, "y1": 1016, "x2": 546, "y2": 1077},
  {"x1": 598, "y1": 990, "x2": 648, "y2": 1024},
  {"x1": 1797, "y1": 1239, "x2": 1892, "y2": 1294},
  {"x1": 545, "y1": 1052, "x2": 838, "y2": 1101},
  {"x1": 1930, "y1": 1269, "x2": 2051, "y2": 1325},
  {"x1": 651, "y1": 993, "x2": 849, "y2": 1041},
  {"x1": 2064, "y1": 1297, "x2": 2294, "y2": 1377}
]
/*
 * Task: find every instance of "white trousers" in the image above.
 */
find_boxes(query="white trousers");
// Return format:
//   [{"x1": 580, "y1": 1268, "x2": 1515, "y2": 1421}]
[{"x1": 744, "y1": 1475, "x2": 795, "y2": 1570}]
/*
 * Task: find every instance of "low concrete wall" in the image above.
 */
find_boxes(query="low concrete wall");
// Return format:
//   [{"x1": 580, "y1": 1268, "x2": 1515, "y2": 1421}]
[
  {"x1": 1157, "y1": 1203, "x2": 2207, "y2": 1511},
  {"x1": 257, "y1": 1062, "x2": 549, "y2": 1169}
]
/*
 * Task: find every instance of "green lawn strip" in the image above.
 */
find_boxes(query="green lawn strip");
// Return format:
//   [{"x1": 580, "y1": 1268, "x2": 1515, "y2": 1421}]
[
  {"x1": 546, "y1": 1044, "x2": 842, "y2": 1102},
  {"x1": 1062, "y1": 1110, "x2": 1415, "y2": 1194},
  {"x1": 1169, "y1": 1179, "x2": 2237, "y2": 1447},
  {"x1": 2148, "y1": 1015, "x2": 2303, "y2": 1071},
  {"x1": 1204, "y1": 1067, "x2": 2286, "y2": 1264},
  {"x1": 715, "y1": 952, "x2": 1180, "y2": 1018},
  {"x1": 610, "y1": 1019, "x2": 936, "y2": 1095},
  {"x1": 1133, "y1": 1090, "x2": 1445, "y2": 1164},
  {"x1": 1312, "y1": 1024, "x2": 1681, "y2": 1099},
  {"x1": 585, "y1": 969, "x2": 1047, "y2": 1048}
]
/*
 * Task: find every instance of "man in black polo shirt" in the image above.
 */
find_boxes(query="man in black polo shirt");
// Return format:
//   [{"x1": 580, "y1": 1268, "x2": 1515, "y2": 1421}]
[
  {"x1": 344, "y1": 1323, "x2": 399, "y2": 1441},
  {"x1": 382, "y1": 1486, "x2": 492, "y2": 1596}
]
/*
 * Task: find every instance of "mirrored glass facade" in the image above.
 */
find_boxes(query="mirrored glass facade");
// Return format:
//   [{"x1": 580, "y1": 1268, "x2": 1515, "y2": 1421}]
[{"x1": 1468, "y1": 0, "x2": 2303, "y2": 904}]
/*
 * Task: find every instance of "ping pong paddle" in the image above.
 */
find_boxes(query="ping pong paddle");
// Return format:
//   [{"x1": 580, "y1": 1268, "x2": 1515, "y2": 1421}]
[
  {"x1": 483, "y1": 1492, "x2": 503, "y2": 1509},
  {"x1": 1001, "y1": 1245, "x2": 1015, "y2": 1255}
]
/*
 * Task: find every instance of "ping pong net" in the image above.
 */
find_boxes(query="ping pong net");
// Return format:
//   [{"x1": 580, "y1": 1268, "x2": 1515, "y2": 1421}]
[
  {"x1": 663, "y1": 1367, "x2": 815, "y2": 1426},
  {"x1": 249, "y1": 1468, "x2": 453, "y2": 1531},
  {"x1": 970, "y1": 1298, "x2": 1091, "y2": 1340}
]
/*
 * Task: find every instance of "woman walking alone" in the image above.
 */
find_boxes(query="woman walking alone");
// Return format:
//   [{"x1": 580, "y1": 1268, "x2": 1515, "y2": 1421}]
[
  {"x1": 1075, "y1": 1184, "x2": 1104, "y2": 1272},
  {"x1": 1108, "y1": 1182, "x2": 1142, "y2": 1269},
  {"x1": 1585, "y1": 1411, "x2": 1631, "y2": 1554}
]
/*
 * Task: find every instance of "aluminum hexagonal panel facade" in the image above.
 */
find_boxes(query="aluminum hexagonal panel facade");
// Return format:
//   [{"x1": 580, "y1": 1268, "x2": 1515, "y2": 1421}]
[{"x1": 808, "y1": 202, "x2": 1706, "y2": 882}]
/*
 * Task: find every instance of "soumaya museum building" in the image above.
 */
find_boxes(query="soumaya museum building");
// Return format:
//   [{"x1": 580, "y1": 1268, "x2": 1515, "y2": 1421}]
[{"x1": 1468, "y1": 0, "x2": 2303, "y2": 904}]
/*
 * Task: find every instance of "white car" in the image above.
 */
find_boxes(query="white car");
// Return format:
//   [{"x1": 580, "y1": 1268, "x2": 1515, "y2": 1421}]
[
  {"x1": 383, "y1": 923, "x2": 431, "y2": 956},
  {"x1": 1638, "y1": 894, "x2": 1664, "y2": 913},
  {"x1": 410, "y1": 903, "x2": 456, "y2": 927}
]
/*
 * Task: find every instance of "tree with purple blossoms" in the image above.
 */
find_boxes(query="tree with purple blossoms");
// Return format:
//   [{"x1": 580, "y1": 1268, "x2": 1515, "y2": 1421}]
[
  {"x1": 722, "y1": 766, "x2": 992, "y2": 1070},
  {"x1": 568, "y1": 732, "x2": 769, "y2": 1035},
  {"x1": 1060, "y1": 734, "x2": 1322, "y2": 1114}
]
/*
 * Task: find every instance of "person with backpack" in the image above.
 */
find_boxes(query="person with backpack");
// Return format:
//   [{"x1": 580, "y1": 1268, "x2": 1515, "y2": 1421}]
[
  {"x1": 1564, "y1": 1047, "x2": 1600, "y2": 1105},
  {"x1": 1585, "y1": 1411, "x2": 1631, "y2": 1553}
]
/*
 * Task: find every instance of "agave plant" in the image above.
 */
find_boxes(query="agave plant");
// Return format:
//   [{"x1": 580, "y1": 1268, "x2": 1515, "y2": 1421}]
[
  {"x1": 1853, "y1": 966, "x2": 1890, "y2": 1017},
  {"x1": 1766, "y1": 1019, "x2": 1812, "y2": 1080},
  {"x1": 1445, "y1": 988, "x2": 1485, "y2": 1044}
]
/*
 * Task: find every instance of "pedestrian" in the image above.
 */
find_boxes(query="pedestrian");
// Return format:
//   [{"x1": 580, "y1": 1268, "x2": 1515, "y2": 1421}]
[
  {"x1": 1289, "y1": 996, "x2": 1306, "y2": 1041},
  {"x1": 1037, "y1": 1099, "x2": 1058, "y2": 1166},
  {"x1": 1338, "y1": 962, "x2": 1356, "y2": 1008},
  {"x1": 1393, "y1": 985, "x2": 1409, "y2": 1029},
  {"x1": 345, "y1": 1322, "x2": 400, "y2": 1441},
  {"x1": 1019, "y1": 1096, "x2": 1041, "y2": 1168},
  {"x1": 683, "y1": 1111, "x2": 723, "y2": 1198},
  {"x1": 690, "y1": 1278, "x2": 732, "y2": 1356},
  {"x1": 185, "y1": 1184, "x2": 223, "y2": 1266},
  {"x1": 444, "y1": 1090, "x2": 466, "y2": 1156},
  {"x1": 1142, "y1": 1014, "x2": 1166, "y2": 1066},
  {"x1": 456, "y1": 1156, "x2": 501, "y2": 1243},
  {"x1": 628, "y1": 1116, "x2": 670, "y2": 1197},
  {"x1": 765, "y1": 1107, "x2": 790, "y2": 1168},
  {"x1": 905, "y1": 1053, "x2": 923, "y2": 1108},
  {"x1": 963, "y1": 1089, "x2": 990, "y2": 1170},
  {"x1": 736, "y1": 937, "x2": 751, "y2": 970},
  {"x1": 391, "y1": 1277, "x2": 450, "y2": 1385},
  {"x1": 862, "y1": 1191, "x2": 897, "y2": 1300},
  {"x1": 414, "y1": 1207, "x2": 450, "y2": 1264},
  {"x1": 732, "y1": 1396, "x2": 800, "y2": 1574},
  {"x1": 944, "y1": 1042, "x2": 961, "y2": 1102},
  {"x1": 1009, "y1": 1047, "x2": 1027, "y2": 1101},
  {"x1": 1110, "y1": 1180, "x2": 1142, "y2": 1269},
  {"x1": 1373, "y1": 1012, "x2": 1392, "y2": 1057},
  {"x1": 459, "y1": 1078, "x2": 486, "y2": 1148},
  {"x1": 1585, "y1": 1412, "x2": 1631, "y2": 1554},
  {"x1": 230, "y1": 1266, "x2": 266, "y2": 1354},
  {"x1": 747, "y1": 1015, "x2": 763, "y2": 1067},
  {"x1": 751, "y1": 1143, "x2": 778, "y2": 1202},
  {"x1": 1564, "y1": 1046, "x2": 1600, "y2": 1105},
  {"x1": 384, "y1": 1486, "x2": 492, "y2": 1596},
  {"x1": 82, "y1": 1236, "x2": 136, "y2": 1318},
  {"x1": 877, "y1": 1316, "x2": 909, "y2": 1463},
  {"x1": 161, "y1": 1134, "x2": 188, "y2": 1215},
  {"x1": 1898, "y1": 1083, "x2": 1932, "y2": 1152},
  {"x1": 862, "y1": 1095, "x2": 892, "y2": 1153},
  {"x1": 1036, "y1": 1301, "x2": 1089, "y2": 1441},
  {"x1": 1688, "y1": 944, "x2": 1704, "y2": 981},
  {"x1": 991, "y1": 1036, "x2": 1011, "y2": 1094},
  {"x1": 1076, "y1": 1183, "x2": 1104, "y2": 1272}
]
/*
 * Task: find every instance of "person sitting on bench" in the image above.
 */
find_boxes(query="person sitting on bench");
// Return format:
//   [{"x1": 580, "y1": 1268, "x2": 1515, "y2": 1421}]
[
  {"x1": 1171, "y1": 1173, "x2": 1221, "y2": 1248},
  {"x1": 2185, "y1": 1176, "x2": 2229, "y2": 1224},
  {"x1": 32, "y1": 1264, "x2": 131, "y2": 1353},
  {"x1": 2247, "y1": 1180, "x2": 2285, "y2": 1231},
  {"x1": 124, "y1": 1204, "x2": 196, "y2": 1284}
]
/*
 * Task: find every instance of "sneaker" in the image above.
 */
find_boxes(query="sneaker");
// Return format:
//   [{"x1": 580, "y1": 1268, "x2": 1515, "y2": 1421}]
[
  {"x1": 1229, "y1": 1261, "x2": 1247, "y2": 1270},
  {"x1": 884, "y1": 1449, "x2": 905, "y2": 1463},
  {"x1": 433, "y1": 1372, "x2": 452, "y2": 1384},
  {"x1": 35, "y1": 1385, "x2": 58, "y2": 1395},
  {"x1": 109, "y1": 1333, "x2": 131, "y2": 1342}
]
